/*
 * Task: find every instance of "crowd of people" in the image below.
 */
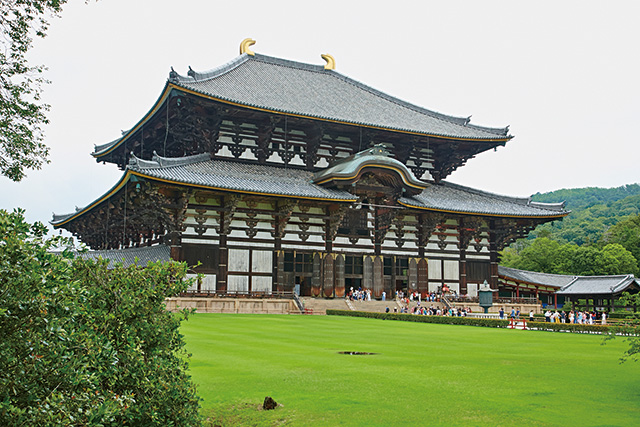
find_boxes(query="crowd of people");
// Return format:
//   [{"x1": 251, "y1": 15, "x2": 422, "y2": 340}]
[
  {"x1": 385, "y1": 303, "x2": 473, "y2": 317},
  {"x1": 542, "y1": 309, "x2": 607, "y2": 324},
  {"x1": 347, "y1": 287, "x2": 372, "y2": 301},
  {"x1": 347, "y1": 287, "x2": 610, "y2": 325},
  {"x1": 498, "y1": 306, "x2": 608, "y2": 325}
]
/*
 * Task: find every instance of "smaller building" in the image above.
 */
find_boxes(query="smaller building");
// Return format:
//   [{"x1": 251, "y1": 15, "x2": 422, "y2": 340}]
[{"x1": 499, "y1": 266, "x2": 640, "y2": 311}]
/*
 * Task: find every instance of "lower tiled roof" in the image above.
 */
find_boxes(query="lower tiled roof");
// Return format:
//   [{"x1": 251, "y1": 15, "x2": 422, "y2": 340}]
[
  {"x1": 129, "y1": 154, "x2": 356, "y2": 201},
  {"x1": 53, "y1": 153, "x2": 568, "y2": 227},
  {"x1": 401, "y1": 182, "x2": 567, "y2": 218}
]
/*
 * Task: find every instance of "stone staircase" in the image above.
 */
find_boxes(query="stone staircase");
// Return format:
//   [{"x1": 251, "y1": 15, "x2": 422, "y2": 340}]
[{"x1": 300, "y1": 297, "x2": 398, "y2": 315}]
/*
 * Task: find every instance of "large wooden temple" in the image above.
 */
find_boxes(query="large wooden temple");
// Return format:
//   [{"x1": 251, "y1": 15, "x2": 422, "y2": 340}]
[{"x1": 52, "y1": 40, "x2": 568, "y2": 299}]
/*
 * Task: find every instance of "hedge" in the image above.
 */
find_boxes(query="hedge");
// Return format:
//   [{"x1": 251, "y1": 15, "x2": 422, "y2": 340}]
[{"x1": 326, "y1": 310, "x2": 640, "y2": 335}]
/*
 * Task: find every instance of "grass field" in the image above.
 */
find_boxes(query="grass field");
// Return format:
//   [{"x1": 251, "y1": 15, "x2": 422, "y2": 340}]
[{"x1": 181, "y1": 314, "x2": 640, "y2": 426}]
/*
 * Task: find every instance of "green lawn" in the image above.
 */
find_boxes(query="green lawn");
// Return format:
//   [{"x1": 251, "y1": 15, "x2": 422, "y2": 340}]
[{"x1": 181, "y1": 314, "x2": 640, "y2": 426}]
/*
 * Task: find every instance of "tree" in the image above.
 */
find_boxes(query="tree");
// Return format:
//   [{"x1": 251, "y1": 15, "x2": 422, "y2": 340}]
[
  {"x1": 505, "y1": 237, "x2": 561, "y2": 273},
  {"x1": 0, "y1": 209, "x2": 201, "y2": 426},
  {"x1": 500, "y1": 238, "x2": 638, "y2": 276},
  {"x1": 0, "y1": 0, "x2": 70, "y2": 181},
  {"x1": 601, "y1": 214, "x2": 640, "y2": 264},
  {"x1": 604, "y1": 291, "x2": 640, "y2": 363}
]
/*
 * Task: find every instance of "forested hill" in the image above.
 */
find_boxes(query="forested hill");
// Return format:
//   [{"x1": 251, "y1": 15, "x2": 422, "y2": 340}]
[
  {"x1": 502, "y1": 184, "x2": 640, "y2": 276},
  {"x1": 527, "y1": 184, "x2": 640, "y2": 245},
  {"x1": 531, "y1": 183, "x2": 640, "y2": 211}
]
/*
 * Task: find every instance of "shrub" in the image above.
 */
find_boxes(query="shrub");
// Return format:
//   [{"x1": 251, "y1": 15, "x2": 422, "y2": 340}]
[
  {"x1": 326, "y1": 310, "x2": 639, "y2": 335},
  {"x1": 0, "y1": 209, "x2": 200, "y2": 426}
]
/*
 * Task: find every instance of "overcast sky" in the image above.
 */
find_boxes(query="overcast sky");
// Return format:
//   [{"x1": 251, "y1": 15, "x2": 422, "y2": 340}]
[{"x1": 2, "y1": 0, "x2": 639, "y2": 231}]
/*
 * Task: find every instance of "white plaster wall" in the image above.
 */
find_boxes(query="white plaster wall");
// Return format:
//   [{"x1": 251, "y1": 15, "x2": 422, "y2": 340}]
[
  {"x1": 428, "y1": 259, "x2": 442, "y2": 280},
  {"x1": 228, "y1": 249, "x2": 249, "y2": 272},
  {"x1": 252, "y1": 276, "x2": 272, "y2": 293},
  {"x1": 467, "y1": 283, "x2": 478, "y2": 297},
  {"x1": 252, "y1": 250, "x2": 272, "y2": 273},
  {"x1": 228, "y1": 275, "x2": 249, "y2": 292},
  {"x1": 443, "y1": 260, "x2": 459, "y2": 280}
]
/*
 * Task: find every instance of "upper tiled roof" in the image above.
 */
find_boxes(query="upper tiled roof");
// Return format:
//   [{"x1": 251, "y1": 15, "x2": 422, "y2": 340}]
[
  {"x1": 499, "y1": 266, "x2": 575, "y2": 288},
  {"x1": 400, "y1": 182, "x2": 567, "y2": 218},
  {"x1": 75, "y1": 244, "x2": 171, "y2": 268},
  {"x1": 169, "y1": 53, "x2": 511, "y2": 141},
  {"x1": 557, "y1": 275, "x2": 640, "y2": 295}
]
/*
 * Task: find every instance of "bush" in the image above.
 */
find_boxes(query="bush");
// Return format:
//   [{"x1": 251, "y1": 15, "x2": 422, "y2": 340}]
[
  {"x1": 326, "y1": 310, "x2": 639, "y2": 335},
  {"x1": 0, "y1": 209, "x2": 200, "y2": 426},
  {"x1": 326, "y1": 310, "x2": 510, "y2": 328}
]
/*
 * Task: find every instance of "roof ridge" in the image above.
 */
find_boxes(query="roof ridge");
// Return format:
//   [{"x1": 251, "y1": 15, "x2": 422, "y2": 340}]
[
  {"x1": 169, "y1": 54, "x2": 252, "y2": 83},
  {"x1": 128, "y1": 152, "x2": 212, "y2": 170},
  {"x1": 174, "y1": 53, "x2": 509, "y2": 138}
]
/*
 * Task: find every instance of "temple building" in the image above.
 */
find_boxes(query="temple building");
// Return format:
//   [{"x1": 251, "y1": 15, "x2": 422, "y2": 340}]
[
  {"x1": 52, "y1": 40, "x2": 568, "y2": 299},
  {"x1": 499, "y1": 266, "x2": 640, "y2": 311}
]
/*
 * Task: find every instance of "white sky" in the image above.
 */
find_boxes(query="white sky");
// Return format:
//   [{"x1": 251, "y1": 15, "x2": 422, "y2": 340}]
[{"x1": 2, "y1": 0, "x2": 639, "y2": 231}]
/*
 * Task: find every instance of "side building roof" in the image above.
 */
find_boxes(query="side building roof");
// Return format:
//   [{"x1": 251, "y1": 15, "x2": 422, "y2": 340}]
[
  {"x1": 557, "y1": 275, "x2": 640, "y2": 296},
  {"x1": 499, "y1": 266, "x2": 640, "y2": 296},
  {"x1": 499, "y1": 266, "x2": 575, "y2": 289}
]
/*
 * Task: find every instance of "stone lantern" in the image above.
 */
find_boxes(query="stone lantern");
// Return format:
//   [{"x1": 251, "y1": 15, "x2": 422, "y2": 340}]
[{"x1": 478, "y1": 280, "x2": 497, "y2": 314}]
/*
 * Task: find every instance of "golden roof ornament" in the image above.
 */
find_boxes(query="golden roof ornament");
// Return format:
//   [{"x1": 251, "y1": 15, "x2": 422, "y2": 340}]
[
  {"x1": 240, "y1": 38, "x2": 256, "y2": 56},
  {"x1": 321, "y1": 54, "x2": 335, "y2": 70}
]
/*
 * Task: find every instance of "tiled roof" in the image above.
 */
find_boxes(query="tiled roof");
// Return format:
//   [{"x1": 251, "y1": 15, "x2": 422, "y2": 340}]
[
  {"x1": 53, "y1": 152, "x2": 568, "y2": 226},
  {"x1": 400, "y1": 182, "x2": 568, "y2": 218},
  {"x1": 128, "y1": 153, "x2": 357, "y2": 201},
  {"x1": 499, "y1": 266, "x2": 640, "y2": 295},
  {"x1": 499, "y1": 266, "x2": 575, "y2": 288},
  {"x1": 557, "y1": 275, "x2": 640, "y2": 295},
  {"x1": 169, "y1": 53, "x2": 510, "y2": 141},
  {"x1": 75, "y1": 244, "x2": 171, "y2": 268}
]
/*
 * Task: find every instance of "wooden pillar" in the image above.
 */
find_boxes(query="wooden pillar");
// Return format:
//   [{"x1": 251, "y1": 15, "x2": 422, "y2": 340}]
[
  {"x1": 217, "y1": 230, "x2": 228, "y2": 293},
  {"x1": 488, "y1": 220, "x2": 499, "y2": 290},
  {"x1": 311, "y1": 253, "x2": 322, "y2": 297},
  {"x1": 273, "y1": 237, "x2": 282, "y2": 293},
  {"x1": 332, "y1": 253, "x2": 344, "y2": 298},
  {"x1": 321, "y1": 254, "x2": 333, "y2": 298},
  {"x1": 167, "y1": 231, "x2": 182, "y2": 262},
  {"x1": 373, "y1": 256, "x2": 384, "y2": 298},
  {"x1": 459, "y1": 249, "x2": 467, "y2": 295},
  {"x1": 458, "y1": 218, "x2": 468, "y2": 295},
  {"x1": 321, "y1": 206, "x2": 337, "y2": 298},
  {"x1": 364, "y1": 256, "x2": 377, "y2": 297},
  {"x1": 216, "y1": 196, "x2": 238, "y2": 294},
  {"x1": 409, "y1": 258, "x2": 419, "y2": 295},
  {"x1": 275, "y1": 250, "x2": 285, "y2": 293},
  {"x1": 516, "y1": 283, "x2": 520, "y2": 298},
  {"x1": 554, "y1": 293, "x2": 557, "y2": 309},
  {"x1": 374, "y1": 208, "x2": 382, "y2": 256},
  {"x1": 417, "y1": 258, "x2": 428, "y2": 298}
]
